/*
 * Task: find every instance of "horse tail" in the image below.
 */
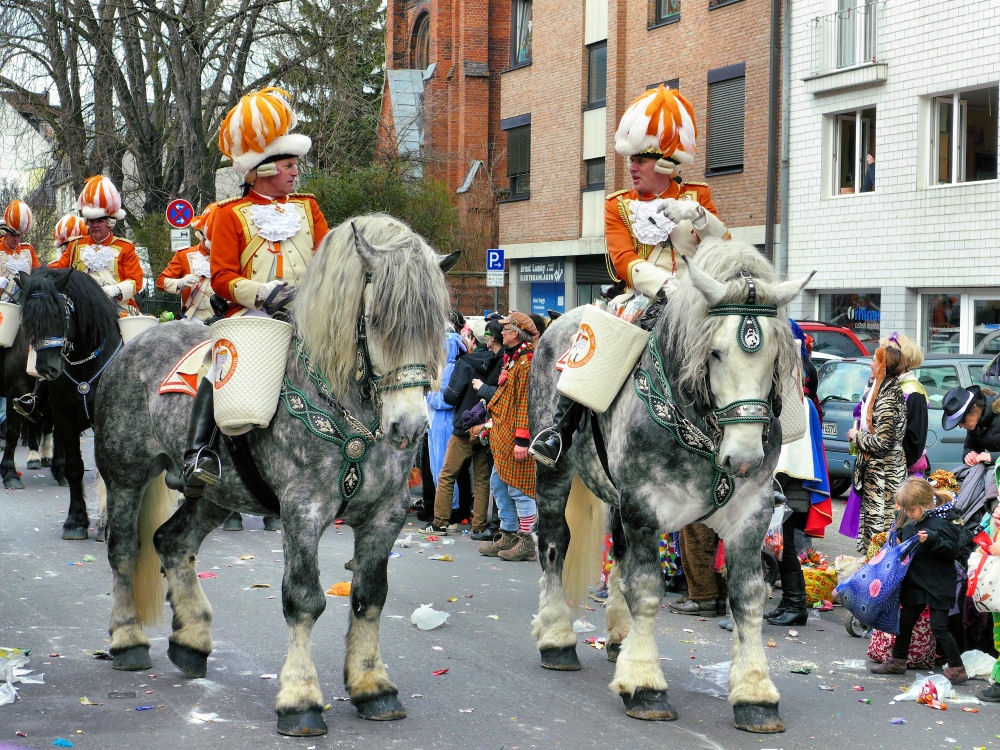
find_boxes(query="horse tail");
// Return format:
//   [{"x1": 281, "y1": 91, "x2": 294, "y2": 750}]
[
  {"x1": 561, "y1": 476, "x2": 607, "y2": 609},
  {"x1": 133, "y1": 474, "x2": 174, "y2": 626}
]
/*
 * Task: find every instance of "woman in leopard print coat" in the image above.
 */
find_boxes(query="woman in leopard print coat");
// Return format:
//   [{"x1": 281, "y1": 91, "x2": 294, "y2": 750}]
[{"x1": 847, "y1": 345, "x2": 907, "y2": 553}]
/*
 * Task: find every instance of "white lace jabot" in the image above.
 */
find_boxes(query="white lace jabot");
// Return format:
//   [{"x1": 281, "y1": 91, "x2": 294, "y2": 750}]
[
  {"x1": 4, "y1": 250, "x2": 32, "y2": 275},
  {"x1": 79, "y1": 244, "x2": 115, "y2": 272},
  {"x1": 628, "y1": 198, "x2": 678, "y2": 246},
  {"x1": 248, "y1": 202, "x2": 302, "y2": 242},
  {"x1": 188, "y1": 252, "x2": 210, "y2": 278}
]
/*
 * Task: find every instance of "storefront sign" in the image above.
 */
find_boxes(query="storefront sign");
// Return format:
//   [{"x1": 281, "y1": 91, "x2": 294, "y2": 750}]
[{"x1": 519, "y1": 260, "x2": 564, "y2": 283}]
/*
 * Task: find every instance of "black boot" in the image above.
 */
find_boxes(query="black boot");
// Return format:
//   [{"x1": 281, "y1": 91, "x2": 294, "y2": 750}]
[
  {"x1": 765, "y1": 563, "x2": 808, "y2": 626},
  {"x1": 528, "y1": 394, "x2": 582, "y2": 468},
  {"x1": 180, "y1": 379, "x2": 221, "y2": 498}
]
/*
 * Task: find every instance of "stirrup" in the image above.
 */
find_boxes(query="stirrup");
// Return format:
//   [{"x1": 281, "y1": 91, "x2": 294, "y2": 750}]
[
  {"x1": 12, "y1": 394, "x2": 38, "y2": 422},
  {"x1": 187, "y1": 445, "x2": 222, "y2": 486},
  {"x1": 527, "y1": 429, "x2": 561, "y2": 468}
]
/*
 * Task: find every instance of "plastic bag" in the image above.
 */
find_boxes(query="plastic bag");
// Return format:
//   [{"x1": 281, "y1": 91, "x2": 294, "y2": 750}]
[
  {"x1": 688, "y1": 661, "x2": 731, "y2": 699},
  {"x1": 763, "y1": 506, "x2": 788, "y2": 560},
  {"x1": 410, "y1": 603, "x2": 450, "y2": 630},
  {"x1": 960, "y1": 649, "x2": 998, "y2": 679},
  {"x1": 892, "y1": 673, "x2": 957, "y2": 703}
]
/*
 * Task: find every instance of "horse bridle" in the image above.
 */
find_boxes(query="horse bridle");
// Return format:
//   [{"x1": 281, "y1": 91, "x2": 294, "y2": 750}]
[
  {"x1": 30, "y1": 291, "x2": 76, "y2": 360},
  {"x1": 353, "y1": 269, "x2": 432, "y2": 403}
]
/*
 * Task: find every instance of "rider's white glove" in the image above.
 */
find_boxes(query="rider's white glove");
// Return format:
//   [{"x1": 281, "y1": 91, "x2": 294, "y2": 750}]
[
  {"x1": 0, "y1": 276, "x2": 9, "y2": 291},
  {"x1": 103, "y1": 284, "x2": 122, "y2": 300},
  {"x1": 177, "y1": 273, "x2": 200, "y2": 290},
  {"x1": 255, "y1": 279, "x2": 286, "y2": 306},
  {"x1": 658, "y1": 199, "x2": 701, "y2": 225}
]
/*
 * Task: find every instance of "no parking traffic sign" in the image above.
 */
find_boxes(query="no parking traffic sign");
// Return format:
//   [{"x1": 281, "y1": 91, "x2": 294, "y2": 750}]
[{"x1": 166, "y1": 199, "x2": 194, "y2": 228}]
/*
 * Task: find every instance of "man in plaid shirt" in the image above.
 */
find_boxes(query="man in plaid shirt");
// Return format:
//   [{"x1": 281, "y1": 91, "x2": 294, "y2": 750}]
[{"x1": 478, "y1": 312, "x2": 539, "y2": 561}]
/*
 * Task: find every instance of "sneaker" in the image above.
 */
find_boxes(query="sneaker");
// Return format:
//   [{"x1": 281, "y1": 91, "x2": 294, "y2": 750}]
[
  {"x1": 419, "y1": 523, "x2": 448, "y2": 536},
  {"x1": 469, "y1": 528, "x2": 495, "y2": 541},
  {"x1": 979, "y1": 682, "x2": 1000, "y2": 702}
]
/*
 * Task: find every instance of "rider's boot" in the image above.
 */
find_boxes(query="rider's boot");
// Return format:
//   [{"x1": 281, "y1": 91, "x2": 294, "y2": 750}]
[
  {"x1": 528, "y1": 394, "x2": 582, "y2": 468},
  {"x1": 179, "y1": 379, "x2": 221, "y2": 498}
]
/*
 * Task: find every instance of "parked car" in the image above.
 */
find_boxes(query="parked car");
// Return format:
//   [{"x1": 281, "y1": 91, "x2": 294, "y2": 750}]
[
  {"x1": 796, "y1": 320, "x2": 870, "y2": 357},
  {"x1": 816, "y1": 353, "x2": 992, "y2": 497}
]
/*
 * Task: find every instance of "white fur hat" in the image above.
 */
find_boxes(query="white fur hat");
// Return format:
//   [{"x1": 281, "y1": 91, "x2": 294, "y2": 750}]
[
  {"x1": 614, "y1": 87, "x2": 698, "y2": 174},
  {"x1": 2, "y1": 200, "x2": 32, "y2": 235},
  {"x1": 78, "y1": 176, "x2": 126, "y2": 220},
  {"x1": 219, "y1": 88, "x2": 311, "y2": 180}
]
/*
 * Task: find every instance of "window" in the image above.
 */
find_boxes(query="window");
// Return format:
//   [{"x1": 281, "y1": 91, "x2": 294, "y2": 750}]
[
  {"x1": 505, "y1": 122, "x2": 531, "y2": 200},
  {"x1": 707, "y1": 64, "x2": 745, "y2": 174},
  {"x1": 584, "y1": 158, "x2": 605, "y2": 191},
  {"x1": 831, "y1": 107, "x2": 876, "y2": 194},
  {"x1": 647, "y1": 78, "x2": 679, "y2": 92},
  {"x1": 922, "y1": 293, "x2": 961, "y2": 354},
  {"x1": 709, "y1": 0, "x2": 742, "y2": 7},
  {"x1": 650, "y1": 0, "x2": 680, "y2": 26},
  {"x1": 512, "y1": 0, "x2": 532, "y2": 66},
  {"x1": 410, "y1": 13, "x2": 430, "y2": 71},
  {"x1": 931, "y1": 86, "x2": 998, "y2": 185},
  {"x1": 587, "y1": 43, "x2": 606, "y2": 108}
]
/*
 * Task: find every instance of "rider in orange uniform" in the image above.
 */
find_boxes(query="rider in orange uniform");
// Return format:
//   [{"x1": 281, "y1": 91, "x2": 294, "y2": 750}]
[
  {"x1": 156, "y1": 203, "x2": 217, "y2": 323},
  {"x1": 530, "y1": 87, "x2": 730, "y2": 467},
  {"x1": 180, "y1": 88, "x2": 329, "y2": 505},
  {"x1": 0, "y1": 200, "x2": 41, "y2": 301},
  {"x1": 49, "y1": 176, "x2": 144, "y2": 316}
]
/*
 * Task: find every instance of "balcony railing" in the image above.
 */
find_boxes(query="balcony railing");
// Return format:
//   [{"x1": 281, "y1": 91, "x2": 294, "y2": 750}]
[{"x1": 811, "y1": 2, "x2": 880, "y2": 77}]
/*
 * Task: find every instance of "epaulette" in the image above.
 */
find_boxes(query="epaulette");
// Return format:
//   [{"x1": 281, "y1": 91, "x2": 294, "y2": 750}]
[
  {"x1": 289, "y1": 192, "x2": 317, "y2": 199},
  {"x1": 683, "y1": 181, "x2": 708, "y2": 187},
  {"x1": 216, "y1": 195, "x2": 245, "y2": 208},
  {"x1": 606, "y1": 189, "x2": 629, "y2": 200}
]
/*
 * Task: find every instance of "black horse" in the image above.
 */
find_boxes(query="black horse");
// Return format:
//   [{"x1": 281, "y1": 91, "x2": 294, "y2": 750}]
[
  {"x1": 18, "y1": 268, "x2": 122, "y2": 539},
  {"x1": 0, "y1": 328, "x2": 46, "y2": 489}
]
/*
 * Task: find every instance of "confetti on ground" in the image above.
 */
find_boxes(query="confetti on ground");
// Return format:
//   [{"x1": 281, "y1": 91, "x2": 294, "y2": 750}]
[
  {"x1": 459, "y1": 707, "x2": 474, "y2": 713},
  {"x1": 486, "y1": 615, "x2": 499, "y2": 620},
  {"x1": 889, "y1": 717, "x2": 906, "y2": 724},
  {"x1": 858, "y1": 698, "x2": 871, "y2": 704},
  {"x1": 240, "y1": 555, "x2": 254, "y2": 560},
  {"x1": 447, "y1": 597, "x2": 458, "y2": 602},
  {"x1": 430, "y1": 554, "x2": 454, "y2": 562},
  {"x1": 790, "y1": 667, "x2": 812, "y2": 674},
  {"x1": 432, "y1": 669, "x2": 449, "y2": 676},
  {"x1": 767, "y1": 638, "x2": 776, "y2": 647},
  {"x1": 196, "y1": 572, "x2": 217, "y2": 579},
  {"x1": 325, "y1": 582, "x2": 351, "y2": 596},
  {"x1": 961, "y1": 706, "x2": 979, "y2": 712},
  {"x1": 80, "y1": 696, "x2": 102, "y2": 705},
  {"x1": 260, "y1": 674, "x2": 277, "y2": 680},
  {"x1": 53, "y1": 740, "x2": 73, "y2": 747},
  {"x1": 250, "y1": 583, "x2": 270, "y2": 589}
]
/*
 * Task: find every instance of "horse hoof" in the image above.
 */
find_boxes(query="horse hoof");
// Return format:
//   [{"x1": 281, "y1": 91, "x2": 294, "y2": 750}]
[
  {"x1": 353, "y1": 692, "x2": 407, "y2": 721},
  {"x1": 540, "y1": 645, "x2": 581, "y2": 671},
  {"x1": 276, "y1": 708, "x2": 328, "y2": 736},
  {"x1": 61, "y1": 525, "x2": 88, "y2": 540},
  {"x1": 222, "y1": 514, "x2": 243, "y2": 531},
  {"x1": 27, "y1": 459, "x2": 41, "y2": 469},
  {"x1": 606, "y1": 641, "x2": 621, "y2": 663},
  {"x1": 95, "y1": 525, "x2": 105, "y2": 543},
  {"x1": 733, "y1": 702, "x2": 785, "y2": 733},
  {"x1": 41, "y1": 457, "x2": 52, "y2": 468},
  {"x1": 111, "y1": 645, "x2": 152, "y2": 671},
  {"x1": 4, "y1": 476, "x2": 24, "y2": 490},
  {"x1": 621, "y1": 688, "x2": 678, "y2": 721},
  {"x1": 262, "y1": 516, "x2": 282, "y2": 531},
  {"x1": 56, "y1": 476, "x2": 69, "y2": 487},
  {"x1": 167, "y1": 641, "x2": 209, "y2": 678}
]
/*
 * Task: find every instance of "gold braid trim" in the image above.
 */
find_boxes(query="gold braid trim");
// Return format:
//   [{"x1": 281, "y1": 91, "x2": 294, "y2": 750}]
[{"x1": 605, "y1": 196, "x2": 653, "y2": 283}]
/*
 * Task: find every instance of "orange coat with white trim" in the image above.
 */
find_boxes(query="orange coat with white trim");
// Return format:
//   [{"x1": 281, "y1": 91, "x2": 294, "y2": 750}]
[
  {"x1": 605, "y1": 180, "x2": 724, "y2": 289},
  {"x1": 50, "y1": 235, "x2": 144, "y2": 314},
  {"x1": 210, "y1": 191, "x2": 329, "y2": 316},
  {"x1": 156, "y1": 244, "x2": 213, "y2": 321}
]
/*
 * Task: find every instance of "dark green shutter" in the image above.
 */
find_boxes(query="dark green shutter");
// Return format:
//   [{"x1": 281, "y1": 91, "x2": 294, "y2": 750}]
[{"x1": 708, "y1": 77, "x2": 745, "y2": 171}]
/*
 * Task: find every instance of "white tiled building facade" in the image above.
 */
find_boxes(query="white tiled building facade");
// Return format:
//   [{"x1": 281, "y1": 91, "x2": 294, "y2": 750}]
[{"x1": 787, "y1": 0, "x2": 999, "y2": 355}]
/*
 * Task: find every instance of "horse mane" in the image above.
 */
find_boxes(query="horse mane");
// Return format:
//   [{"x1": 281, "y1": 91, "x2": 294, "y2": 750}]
[
  {"x1": 664, "y1": 238, "x2": 798, "y2": 407},
  {"x1": 292, "y1": 213, "x2": 450, "y2": 394},
  {"x1": 20, "y1": 268, "x2": 120, "y2": 354}
]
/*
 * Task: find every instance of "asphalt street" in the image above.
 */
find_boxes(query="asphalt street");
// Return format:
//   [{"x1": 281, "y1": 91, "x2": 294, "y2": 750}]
[{"x1": 1, "y1": 436, "x2": 998, "y2": 750}]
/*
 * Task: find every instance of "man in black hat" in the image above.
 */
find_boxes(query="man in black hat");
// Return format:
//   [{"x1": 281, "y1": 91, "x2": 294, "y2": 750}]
[{"x1": 941, "y1": 385, "x2": 1000, "y2": 466}]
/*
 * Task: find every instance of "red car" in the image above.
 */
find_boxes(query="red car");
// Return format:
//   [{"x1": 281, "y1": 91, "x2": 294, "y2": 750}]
[{"x1": 795, "y1": 320, "x2": 871, "y2": 357}]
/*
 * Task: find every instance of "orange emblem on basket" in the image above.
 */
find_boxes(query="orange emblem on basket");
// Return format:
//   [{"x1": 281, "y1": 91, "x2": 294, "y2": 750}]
[
  {"x1": 566, "y1": 324, "x2": 597, "y2": 369},
  {"x1": 214, "y1": 339, "x2": 239, "y2": 387}
]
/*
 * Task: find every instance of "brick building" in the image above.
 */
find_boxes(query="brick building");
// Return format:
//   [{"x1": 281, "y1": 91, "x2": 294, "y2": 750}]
[
  {"x1": 498, "y1": 0, "x2": 778, "y2": 315},
  {"x1": 379, "y1": 0, "x2": 512, "y2": 315}
]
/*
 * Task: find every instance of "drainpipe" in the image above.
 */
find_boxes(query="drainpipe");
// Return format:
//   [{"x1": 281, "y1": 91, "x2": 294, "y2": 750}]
[
  {"x1": 764, "y1": 0, "x2": 782, "y2": 273},
  {"x1": 778, "y1": 0, "x2": 791, "y2": 280}
]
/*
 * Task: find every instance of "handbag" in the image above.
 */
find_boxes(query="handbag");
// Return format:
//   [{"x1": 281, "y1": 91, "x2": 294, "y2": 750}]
[
  {"x1": 967, "y1": 530, "x2": 1000, "y2": 613},
  {"x1": 834, "y1": 523, "x2": 920, "y2": 635},
  {"x1": 461, "y1": 399, "x2": 488, "y2": 429}
]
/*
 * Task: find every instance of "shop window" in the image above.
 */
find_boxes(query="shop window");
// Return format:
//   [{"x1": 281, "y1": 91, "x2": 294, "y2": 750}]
[
  {"x1": 817, "y1": 292, "x2": 882, "y2": 352},
  {"x1": 930, "y1": 86, "x2": 998, "y2": 185},
  {"x1": 707, "y1": 65, "x2": 745, "y2": 174},
  {"x1": 974, "y1": 299, "x2": 1000, "y2": 354},
  {"x1": 922, "y1": 293, "x2": 961, "y2": 354},
  {"x1": 512, "y1": 0, "x2": 532, "y2": 66},
  {"x1": 650, "y1": 0, "x2": 680, "y2": 26},
  {"x1": 410, "y1": 13, "x2": 430, "y2": 71},
  {"x1": 832, "y1": 107, "x2": 876, "y2": 195},
  {"x1": 587, "y1": 42, "x2": 607, "y2": 107}
]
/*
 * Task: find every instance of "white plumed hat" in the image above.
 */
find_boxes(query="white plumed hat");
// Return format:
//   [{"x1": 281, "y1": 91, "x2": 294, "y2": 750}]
[
  {"x1": 53, "y1": 214, "x2": 88, "y2": 247},
  {"x1": 78, "y1": 175, "x2": 126, "y2": 220},
  {"x1": 3, "y1": 200, "x2": 32, "y2": 235},
  {"x1": 219, "y1": 87, "x2": 311, "y2": 180},
  {"x1": 614, "y1": 86, "x2": 698, "y2": 174}
]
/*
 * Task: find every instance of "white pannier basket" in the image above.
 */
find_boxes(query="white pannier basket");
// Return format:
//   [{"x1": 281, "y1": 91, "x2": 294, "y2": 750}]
[
  {"x1": 556, "y1": 305, "x2": 649, "y2": 414},
  {"x1": 0, "y1": 301, "x2": 22, "y2": 347},
  {"x1": 118, "y1": 315, "x2": 158, "y2": 346},
  {"x1": 210, "y1": 316, "x2": 294, "y2": 436}
]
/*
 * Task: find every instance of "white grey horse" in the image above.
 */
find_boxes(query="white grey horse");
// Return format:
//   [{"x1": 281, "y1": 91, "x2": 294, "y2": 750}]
[
  {"x1": 528, "y1": 238, "x2": 811, "y2": 733},
  {"x1": 94, "y1": 214, "x2": 457, "y2": 736}
]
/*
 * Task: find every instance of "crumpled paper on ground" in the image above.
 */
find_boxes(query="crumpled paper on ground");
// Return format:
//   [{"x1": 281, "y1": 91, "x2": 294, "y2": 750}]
[
  {"x1": 1, "y1": 647, "x2": 44, "y2": 707},
  {"x1": 410, "y1": 604, "x2": 449, "y2": 630}
]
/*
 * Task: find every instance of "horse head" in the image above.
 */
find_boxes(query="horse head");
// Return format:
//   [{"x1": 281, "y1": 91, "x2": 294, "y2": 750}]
[
  {"x1": 667, "y1": 240, "x2": 812, "y2": 478},
  {"x1": 293, "y1": 214, "x2": 455, "y2": 451}
]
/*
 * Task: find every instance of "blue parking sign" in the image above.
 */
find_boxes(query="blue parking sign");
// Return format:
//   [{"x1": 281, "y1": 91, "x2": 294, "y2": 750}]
[{"x1": 486, "y1": 249, "x2": 504, "y2": 271}]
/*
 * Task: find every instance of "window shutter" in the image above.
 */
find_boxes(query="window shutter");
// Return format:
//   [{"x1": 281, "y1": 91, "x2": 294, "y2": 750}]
[
  {"x1": 708, "y1": 77, "x2": 745, "y2": 171},
  {"x1": 508, "y1": 126, "x2": 530, "y2": 176}
]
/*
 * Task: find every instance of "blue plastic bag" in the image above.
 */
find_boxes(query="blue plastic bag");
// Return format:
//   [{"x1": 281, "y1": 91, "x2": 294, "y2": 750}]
[{"x1": 834, "y1": 525, "x2": 920, "y2": 635}]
